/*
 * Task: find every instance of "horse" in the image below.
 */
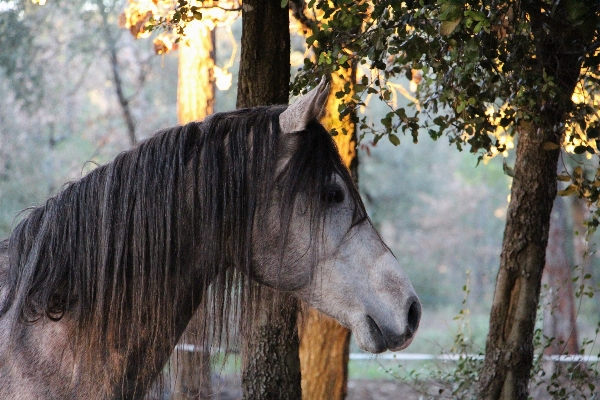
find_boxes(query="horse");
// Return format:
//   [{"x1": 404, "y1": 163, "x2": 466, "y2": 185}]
[{"x1": 0, "y1": 80, "x2": 421, "y2": 399}]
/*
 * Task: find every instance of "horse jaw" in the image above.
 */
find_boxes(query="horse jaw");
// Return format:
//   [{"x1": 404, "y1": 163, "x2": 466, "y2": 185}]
[{"x1": 279, "y1": 78, "x2": 330, "y2": 134}]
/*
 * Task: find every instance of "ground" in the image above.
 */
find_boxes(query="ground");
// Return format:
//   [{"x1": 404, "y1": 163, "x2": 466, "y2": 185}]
[
  {"x1": 209, "y1": 376, "x2": 434, "y2": 399},
  {"x1": 205, "y1": 375, "x2": 585, "y2": 399}
]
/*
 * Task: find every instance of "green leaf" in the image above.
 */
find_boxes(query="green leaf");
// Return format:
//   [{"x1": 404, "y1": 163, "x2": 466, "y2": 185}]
[
  {"x1": 388, "y1": 134, "x2": 400, "y2": 146},
  {"x1": 439, "y1": 3, "x2": 462, "y2": 35},
  {"x1": 464, "y1": 10, "x2": 487, "y2": 22},
  {"x1": 440, "y1": 19, "x2": 461, "y2": 36},
  {"x1": 281, "y1": 0, "x2": 289, "y2": 7}
]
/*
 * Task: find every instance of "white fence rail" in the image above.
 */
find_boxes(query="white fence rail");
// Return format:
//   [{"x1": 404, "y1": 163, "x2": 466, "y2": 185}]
[
  {"x1": 348, "y1": 353, "x2": 600, "y2": 363},
  {"x1": 176, "y1": 345, "x2": 600, "y2": 363}
]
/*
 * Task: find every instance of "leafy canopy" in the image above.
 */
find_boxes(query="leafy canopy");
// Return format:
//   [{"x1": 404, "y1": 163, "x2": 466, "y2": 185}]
[{"x1": 292, "y1": 0, "x2": 600, "y2": 226}]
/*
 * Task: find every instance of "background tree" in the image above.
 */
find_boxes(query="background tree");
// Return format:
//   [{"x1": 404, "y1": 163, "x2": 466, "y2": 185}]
[
  {"x1": 541, "y1": 192, "x2": 579, "y2": 374},
  {"x1": 293, "y1": 1, "x2": 600, "y2": 398}
]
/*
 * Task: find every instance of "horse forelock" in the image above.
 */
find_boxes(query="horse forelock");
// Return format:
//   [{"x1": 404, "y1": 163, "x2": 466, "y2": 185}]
[{"x1": 0, "y1": 105, "x2": 365, "y2": 395}]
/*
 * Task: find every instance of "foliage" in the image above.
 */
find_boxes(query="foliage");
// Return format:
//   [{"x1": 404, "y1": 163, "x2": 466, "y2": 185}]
[
  {"x1": 295, "y1": 0, "x2": 600, "y2": 150},
  {"x1": 292, "y1": 0, "x2": 600, "y2": 222}
]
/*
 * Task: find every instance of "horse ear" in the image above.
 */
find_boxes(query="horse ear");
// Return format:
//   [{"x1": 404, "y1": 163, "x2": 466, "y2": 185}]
[{"x1": 279, "y1": 78, "x2": 330, "y2": 134}]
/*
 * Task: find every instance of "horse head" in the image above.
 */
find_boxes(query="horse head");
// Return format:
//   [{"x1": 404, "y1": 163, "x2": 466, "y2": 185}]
[{"x1": 253, "y1": 79, "x2": 421, "y2": 353}]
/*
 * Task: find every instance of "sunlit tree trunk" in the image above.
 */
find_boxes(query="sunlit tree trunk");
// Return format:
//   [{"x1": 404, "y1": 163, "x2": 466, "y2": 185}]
[
  {"x1": 299, "y1": 68, "x2": 356, "y2": 400},
  {"x1": 236, "y1": 1, "x2": 299, "y2": 399},
  {"x1": 172, "y1": 19, "x2": 215, "y2": 400},
  {"x1": 177, "y1": 20, "x2": 215, "y2": 124}
]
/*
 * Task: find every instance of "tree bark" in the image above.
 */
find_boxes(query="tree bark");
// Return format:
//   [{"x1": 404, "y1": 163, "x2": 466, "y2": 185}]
[
  {"x1": 241, "y1": 291, "x2": 301, "y2": 400},
  {"x1": 477, "y1": 5, "x2": 584, "y2": 398},
  {"x1": 299, "y1": 69, "x2": 356, "y2": 400},
  {"x1": 172, "y1": 20, "x2": 215, "y2": 400},
  {"x1": 236, "y1": 0, "x2": 290, "y2": 110},
  {"x1": 236, "y1": 1, "x2": 299, "y2": 399}
]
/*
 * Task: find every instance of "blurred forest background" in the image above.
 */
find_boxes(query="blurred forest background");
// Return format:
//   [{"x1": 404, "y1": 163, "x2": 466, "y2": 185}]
[{"x1": 1, "y1": 0, "x2": 600, "y2": 389}]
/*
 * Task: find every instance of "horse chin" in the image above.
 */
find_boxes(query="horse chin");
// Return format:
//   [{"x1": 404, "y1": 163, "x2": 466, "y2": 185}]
[{"x1": 353, "y1": 315, "x2": 416, "y2": 354}]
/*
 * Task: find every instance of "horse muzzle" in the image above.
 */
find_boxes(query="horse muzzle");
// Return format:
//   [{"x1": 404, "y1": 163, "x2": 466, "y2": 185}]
[{"x1": 356, "y1": 297, "x2": 421, "y2": 353}]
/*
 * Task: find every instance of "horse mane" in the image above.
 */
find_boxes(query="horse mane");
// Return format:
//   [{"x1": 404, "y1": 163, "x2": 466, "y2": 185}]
[{"x1": 0, "y1": 105, "x2": 365, "y2": 394}]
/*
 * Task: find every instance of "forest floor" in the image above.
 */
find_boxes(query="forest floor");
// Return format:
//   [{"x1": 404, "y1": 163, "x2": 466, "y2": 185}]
[
  {"x1": 207, "y1": 375, "x2": 576, "y2": 399},
  {"x1": 210, "y1": 376, "x2": 425, "y2": 399}
]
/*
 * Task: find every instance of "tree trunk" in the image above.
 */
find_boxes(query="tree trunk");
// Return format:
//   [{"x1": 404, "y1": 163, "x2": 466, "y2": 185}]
[
  {"x1": 477, "y1": 119, "x2": 560, "y2": 400},
  {"x1": 236, "y1": 2, "x2": 299, "y2": 399},
  {"x1": 172, "y1": 19, "x2": 215, "y2": 400},
  {"x1": 241, "y1": 290, "x2": 301, "y2": 400},
  {"x1": 299, "y1": 69, "x2": 356, "y2": 400},
  {"x1": 236, "y1": 0, "x2": 290, "y2": 110},
  {"x1": 477, "y1": 6, "x2": 583, "y2": 397}
]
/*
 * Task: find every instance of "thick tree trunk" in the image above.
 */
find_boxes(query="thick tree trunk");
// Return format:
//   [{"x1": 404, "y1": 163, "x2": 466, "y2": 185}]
[
  {"x1": 236, "y1": 2, "x2": 299, "y2": 399},
  {"x1": 299, "y1": 69, "x2": 356, "y2": 400},
  {"x1": 477, "y1": 120, "x2": 560, "y2": 400},
  {"x1": 172, "y1": 20, "x2": 215, "y2": 399},
  {"x1": 477, "y1": 6, "x2": 583, "y2": 397}
]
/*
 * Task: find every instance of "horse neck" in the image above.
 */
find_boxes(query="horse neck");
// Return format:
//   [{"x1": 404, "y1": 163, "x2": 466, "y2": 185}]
[{"x1": 103, "y1": 266, "x2": 206, "y2": 399}]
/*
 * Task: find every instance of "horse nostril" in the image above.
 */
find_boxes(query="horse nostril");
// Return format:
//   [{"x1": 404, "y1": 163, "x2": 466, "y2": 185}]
[{"x1": 407, "y1": 299, "x2": 421, "y2": 334}]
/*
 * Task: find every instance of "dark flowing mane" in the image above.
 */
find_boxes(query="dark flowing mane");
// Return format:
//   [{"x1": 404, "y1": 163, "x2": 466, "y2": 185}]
[{"x1": 0, "y1": 105, "x2": 365, "y2": 394}]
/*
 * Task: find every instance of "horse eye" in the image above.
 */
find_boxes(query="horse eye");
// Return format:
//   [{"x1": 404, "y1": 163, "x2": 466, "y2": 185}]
[{"x1": 322, "y1": 184, "x2": 345, "y2": 204}]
